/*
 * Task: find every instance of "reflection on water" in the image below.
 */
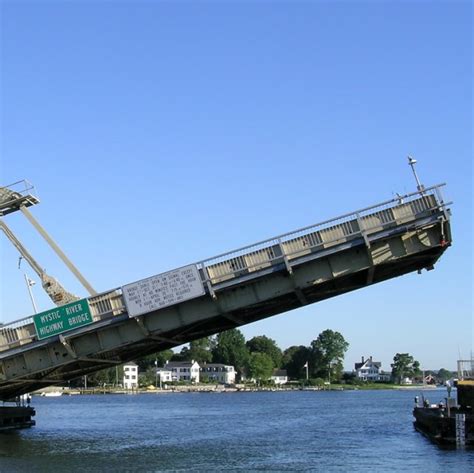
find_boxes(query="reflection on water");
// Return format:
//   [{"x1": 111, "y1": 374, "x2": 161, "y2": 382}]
[{"x1": 1, "y1": 390, "x2": 473, "y2": 472}]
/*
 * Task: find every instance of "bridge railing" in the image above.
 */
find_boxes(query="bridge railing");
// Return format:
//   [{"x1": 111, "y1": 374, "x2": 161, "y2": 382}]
[
  {"x1": 0, "y1": 180, "x2": 37, "y2": 199},
  {"x1": 0, "y1": 184, "x2": 449, "y2": 353},
  {"x1": 0, "y1": 289, "x2": 126, "y2": 353},
  {"x1": 88, "y1": 290, "x2": 126, "y2": 319},
  {"x1": 0, "y1": 180, "x2": 39, "y2": 216},
  {"x1": 200, "y1": 184, "x2": 448, "y2": 284},
  {"x1": 457, "y1": 359, "x2": 474, "y2": 380}
]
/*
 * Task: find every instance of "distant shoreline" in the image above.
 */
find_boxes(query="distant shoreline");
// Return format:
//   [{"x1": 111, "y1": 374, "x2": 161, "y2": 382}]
[{"x1": 33, "y1": 383, "x2": 442, "y2": 396}]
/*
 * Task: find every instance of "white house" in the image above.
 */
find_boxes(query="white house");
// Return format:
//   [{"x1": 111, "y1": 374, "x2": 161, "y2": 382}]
[
  {"x1": 156, "y1": 368, "x2": 173, "y2": 384},
  {"x1": 123, "y1": 362, "x2": 139, "y2": 389},
  {"x1": 271, "y1": 369, "x2": 288, "y2": 385},
  {"x1": 200, "y1": 363, "x2": 236, "y2": 384},
  {"x1": 164, "y1": 360, "x2": 200, "y2": 383},
  {"x1": 354, "y1": 356, "x2": 391, "y2": 382}
]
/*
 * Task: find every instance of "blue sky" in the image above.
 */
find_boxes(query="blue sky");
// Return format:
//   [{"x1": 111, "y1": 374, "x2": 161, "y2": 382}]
[{"x1": 1, "y1": 1, "x2": 472, "y2": 371}]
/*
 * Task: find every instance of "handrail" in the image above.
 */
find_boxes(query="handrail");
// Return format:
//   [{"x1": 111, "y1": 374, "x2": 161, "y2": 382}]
[
  {"x1": 196, "y1": 183, "x2": 448, "y2": 266},
  {"x1": 0, "y1": 179, "x2": 39, "y2": 217},
  {"x1": 198, "y1": 192, "x2": 449, "y2": 283},
  {"x1": 0, "y1": 179, "x2": 37, "y2": 199},
  {"x1": 0, "y1": 289, "x2": 127, "y2": 352}
]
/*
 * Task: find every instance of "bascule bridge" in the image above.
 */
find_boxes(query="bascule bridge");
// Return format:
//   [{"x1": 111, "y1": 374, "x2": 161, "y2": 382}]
[{"x1": 0, "y1": 169, "x2": 452, "y2": 428}]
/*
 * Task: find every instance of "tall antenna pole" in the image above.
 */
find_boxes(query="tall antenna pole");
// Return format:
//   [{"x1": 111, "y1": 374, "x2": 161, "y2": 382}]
[{"x1": 407, "y1": 156, "x2": 425, "y2": 193}]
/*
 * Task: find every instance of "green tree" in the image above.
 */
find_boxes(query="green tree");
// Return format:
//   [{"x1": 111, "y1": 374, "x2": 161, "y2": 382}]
[
  {"x1": 246, "y1": 335, "x2": 282, "y2": 368},
  {"x1": 186, "y1": 337, "x2": 214, "y2": 364},
  {"x1": 310, "y1": 329, "x2": 349, "y2": 382},
  {"x1": 342, "y1": 371, "x2": 357, "y2": 384},
  {"x1": 437, "y1": 368, "x2": 454, "y2": 383},
  {"x1": 139, "y1": 367, "x2": 158, "y2": 387},
  {"x1": 87, "y1": 366, "x2": 121, "y2": 386},
  {"x1": 247, "y1": 352, "x2": 274, "y2": 384},
  {"x1": 391, "y1": 353, "x2": 420, "y2": 383},
  {"x1": 136, "y1": 349, "x2": 174, "y2": 370},
  {"x1": 156, "y1": 349, "x2": 175, "y2": 366},
  {"x1": 212, "y1": 329, "x2": 249, "y2": 375},
  {"x1": 282, "y1": 345, "x2": 311, "y2": 379},
  {"x1": 170, "y1": 350, "x2": 186, "y2": 362}
]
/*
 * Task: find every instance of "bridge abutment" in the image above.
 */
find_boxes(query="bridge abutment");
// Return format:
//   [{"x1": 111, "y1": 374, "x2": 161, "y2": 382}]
[{"x1": 0, "y1": 405, "x2": 35, "y2": 431}]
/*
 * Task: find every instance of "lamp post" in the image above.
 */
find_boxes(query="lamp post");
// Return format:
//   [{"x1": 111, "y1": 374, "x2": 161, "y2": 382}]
[{"x1": 24, "y1": 273, "x2": 38, "y2": 313}]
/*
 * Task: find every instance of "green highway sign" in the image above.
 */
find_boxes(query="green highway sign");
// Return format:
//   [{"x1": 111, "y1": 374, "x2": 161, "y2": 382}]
[{"x1": 33, "y1": 299, "x2": 93, "y2": 340}]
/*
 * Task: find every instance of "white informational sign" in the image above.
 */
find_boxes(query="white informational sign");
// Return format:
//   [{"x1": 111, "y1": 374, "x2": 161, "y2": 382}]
[
  {"x1": 456, "y1": 413, "x2": 466, "y2": 448},
  {"x1": 122, "y1": 265, "x2": 205, "y2": 317}
]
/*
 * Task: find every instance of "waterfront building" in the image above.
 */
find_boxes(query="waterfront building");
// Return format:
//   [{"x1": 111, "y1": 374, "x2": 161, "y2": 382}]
[
  {"x1": 423, "y1": 374, "x2": 436, "y2": 385},
  {"x1": 164, "y1": 360, "x2": 200, "y2": 383},
  {"x1": 354, "y1": 356, "x2": 390, "y2": 382},
  {"x1": 271, "y1": 369, "x2": 288, "y2": 385},
  {"x1": 123, "y1": 362, "x2": 139, "y2": 389},
  {"x1": 200, "y1": 363, "x2": 236, "y2": 384},
  {"x1": 155, "y1": 368, "x2": 173, "y2": 383}
]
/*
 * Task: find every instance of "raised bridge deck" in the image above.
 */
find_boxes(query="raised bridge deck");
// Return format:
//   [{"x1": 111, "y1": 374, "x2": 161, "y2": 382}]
[{"x1": 0, "y1": 184, "x2": 451, "y2": 400}]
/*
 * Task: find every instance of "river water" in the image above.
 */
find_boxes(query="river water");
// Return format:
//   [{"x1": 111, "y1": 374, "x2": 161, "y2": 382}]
[{"x1": 0, "y1": 389, "x2": 473, "y2": 472}]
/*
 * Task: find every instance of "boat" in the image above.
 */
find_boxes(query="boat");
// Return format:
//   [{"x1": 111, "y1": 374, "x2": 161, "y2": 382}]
[
  {"x1": 40, "y1": 391, "x2": 63, "y2": 397},
  {"x1": 413, "y1": 360, "x2": 474, "y2": 447}
]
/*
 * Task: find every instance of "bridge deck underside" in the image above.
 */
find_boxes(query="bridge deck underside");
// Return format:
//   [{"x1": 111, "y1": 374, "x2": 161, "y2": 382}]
[{"x1": 0, "y1": 217, "x2": 447, "y2": 400}]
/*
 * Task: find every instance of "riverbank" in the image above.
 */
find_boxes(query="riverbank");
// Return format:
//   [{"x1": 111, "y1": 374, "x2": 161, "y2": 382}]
[{"x1": 32, "y1": 382, "x2": 440, "y2": 396}]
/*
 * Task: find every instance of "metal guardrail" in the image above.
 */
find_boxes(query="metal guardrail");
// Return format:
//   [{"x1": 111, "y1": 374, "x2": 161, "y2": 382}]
[
  {"x1": 4, "y1": 179, "x2": 36, "y2": 194},
  {"x1": 0, "y1": 180, "x2": 37, "y2": 198},
  {"x1": 0, "y1": 184, "x2": 449, "y2": 353},
  {"x1": 458, "y1": 359, "x2": 474, "y2": 380},
  {"x1": 0, "y1": 180, "x2": 37, "y2": 205},
  {"x1": 0, "y1": 291, "x2": 127, "y2": 353},
  {"x1": 199, "y1": 184, "x2": 448, "y2": 284},
  {"x1": 0, "y1": 180, "x2": 39, "y2": 217}
]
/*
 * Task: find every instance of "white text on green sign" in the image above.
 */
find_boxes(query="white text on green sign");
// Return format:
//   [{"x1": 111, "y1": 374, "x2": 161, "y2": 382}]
[{"x1": 33, "y1": 299, "x2": 93, "y2": 340}]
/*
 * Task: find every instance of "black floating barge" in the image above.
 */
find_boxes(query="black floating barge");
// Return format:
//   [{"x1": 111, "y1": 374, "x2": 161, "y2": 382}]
[
  {"x1": 413, "y1": 380, "x2": 474, "y2": 447},
  {"x1": 0, "y1": 406, "x2": 36, "y2": 431}
]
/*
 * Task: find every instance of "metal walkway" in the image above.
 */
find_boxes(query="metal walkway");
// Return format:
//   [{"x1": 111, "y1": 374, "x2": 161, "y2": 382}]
[{"x1": 0, "y1": 183, "x2": 451, "y2": 400}]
